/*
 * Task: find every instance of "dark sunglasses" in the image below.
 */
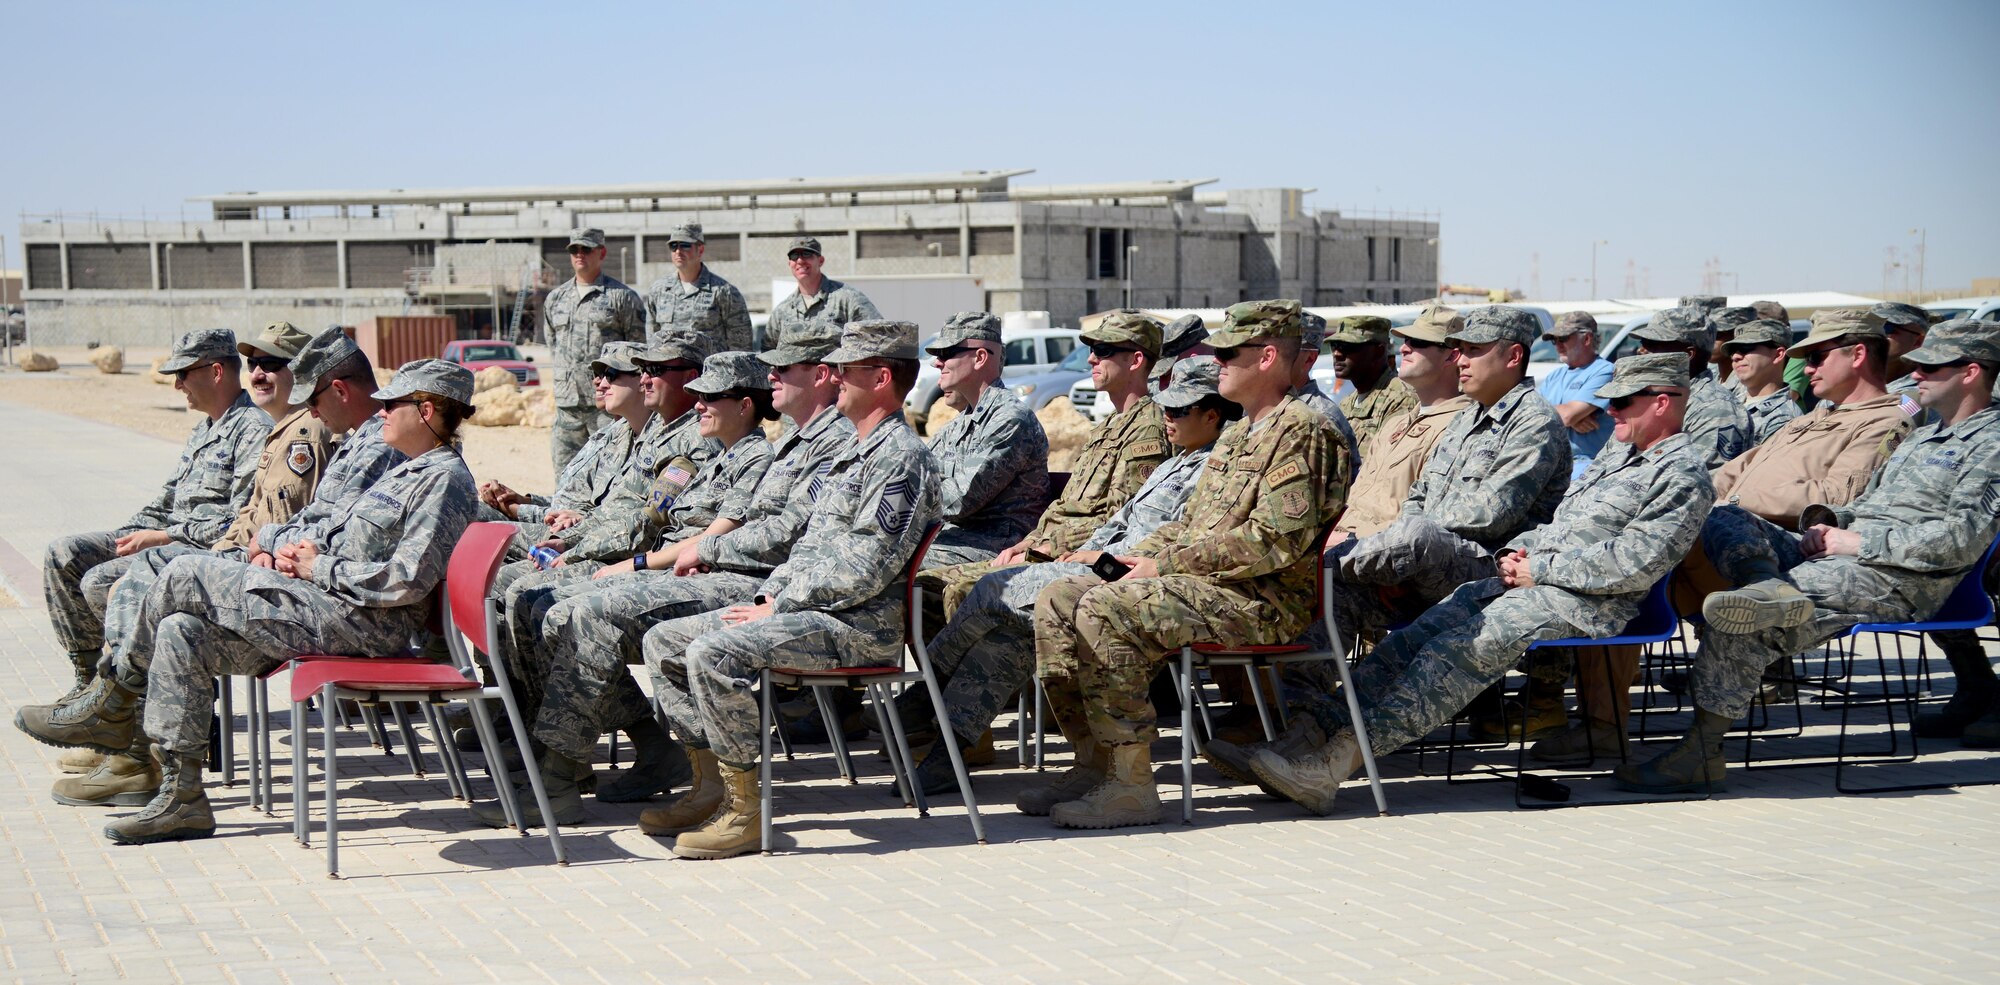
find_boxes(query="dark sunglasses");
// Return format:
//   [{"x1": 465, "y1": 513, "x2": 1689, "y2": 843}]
[
  {"x1": 1919, "y1": 358, "x2": 1974, "y2": 371},
  {"x1": 787, "y1": 252, "x2": 818, "y2": 261},
  {"x1": 1088, "y1": 342, "x2": 1138, "y2": 360},
  {"x1": 567, "y1": 246, "x2": 595, "y2": 255},
  {"x1": 1211, "y1": 344, "x2": 1268, "y2": 364},
  {"x1": 382, "y1": 398, "x2": 423, "y2": 412},
  {"x1": 667, "y1": 242, "x2": 698, "y2": 251},
  {"x1": 592, "y1": 368, "x2": 639, "y2": 381},
  {"x1": 1401, "y1": 339, "x2": 1443, "y2": 351},
  {"x1": 697, "y1": 388, "x2": 754, "y2": 402},
  {"x1": 932, "y1": 345, "x2": 979, "y2": 361},
  {"x1": 1328, "y1": 341, "x2": 1374, "y2": 355},
  {"x1": 1163, "y1": 405, "x2": 1198, "y2": 419},
  {"x1": 1804, "y1": 344, "x2": 1857, "y2": 369},
  {"x1": 246, "y1": 355, "x2": 290, "y2": 374},
  {"x1": 638, "y1": 362, "x2": 699, "y2": 378},
  {"x1": 1608, "y1": 389, "x2": 1681, "y2": 411}
]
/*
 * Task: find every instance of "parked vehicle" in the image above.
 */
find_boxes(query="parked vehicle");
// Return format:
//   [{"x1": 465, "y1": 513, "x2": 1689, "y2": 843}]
[
  {"x1": 1924, "y1": 296, "x2": 2000, "y2": 323},
  {"x1": 442, "y1": 339, "x2": 540, "y2": 386}
]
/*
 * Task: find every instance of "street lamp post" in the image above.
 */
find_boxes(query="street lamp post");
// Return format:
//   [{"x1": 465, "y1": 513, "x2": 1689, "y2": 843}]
[
  {"x1": 1590, "y1": 239, "x2": 1608, "y2": 300},
  {"x1": 1909, "y1": 227, "x2": 1926, "y2": 297},
  {"x1": 164, "y1": 243, "x2": 176, "y2": 346},
  {"x1": 1124, "y1": 244, "x2": 1139, "y2": 307}
]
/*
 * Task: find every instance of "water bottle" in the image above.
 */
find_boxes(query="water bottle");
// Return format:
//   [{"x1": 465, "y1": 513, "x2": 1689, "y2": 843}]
[{"x1": 529, "y1": 546, "x2": 560, "y2": 570}]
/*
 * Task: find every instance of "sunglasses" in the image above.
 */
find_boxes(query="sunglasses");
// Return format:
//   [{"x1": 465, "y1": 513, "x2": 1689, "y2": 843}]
[
  {"x1": 567, "y1": 246, "x2": 596, "y2": 255},
  {"x1": 932, "y1": 345, "x2": 980, "y2": 361},
  {"x1": 1088, "y1": 342, "x2": 1138, "y2": 360},
  {"x1": 1163, "y1": 405, "x2": 1198, "y2": 419},
  {"x1": 382, "y1": 398, "x2": 423, "y2": 412},
  {"x1": 1401, "y1": 339, "x2": 1442, "y2": 351},
  {"x1": 1328, "y1": 342, "x2": 1374, "y2": 355},
  {"x1": 697, "y1": 389, "x2": 754, "y2": 403},
  {"x1": 246, "y1": 355, "x2": 290, "y2": 373},
  {"x1": 1608, "y1": 389, "x2": 1681, "y2": 410},
  {"x1": 638, "y1": 362, "x2": 700, "y2": 378},
  {"x1": 1211, "y1": 344, "x2": 1270, "y2": 364},
  {"x1": 1804, "y1": 344, "x2": 1857, "y2": 369},
  {"x1": 836, "y1": 361, "x2": 890, "y2": 377},
  {"x1": 787, "y1": 252, "x2": 819, "y2": 262},
  {"x1": 667, "y1": 242, "x2": 698, "y2": 252},
  {"x1": 592, "y1": 368, "x2": 639, "y2": 381}
]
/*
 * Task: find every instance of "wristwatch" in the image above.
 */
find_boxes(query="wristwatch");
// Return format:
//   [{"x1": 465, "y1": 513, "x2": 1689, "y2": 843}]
[{"x1": 632, "y1": 552, "x2": 649, "y2": 571}]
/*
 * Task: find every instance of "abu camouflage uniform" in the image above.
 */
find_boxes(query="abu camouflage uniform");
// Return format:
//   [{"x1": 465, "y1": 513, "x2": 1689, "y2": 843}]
[
  {"x1": 488, "y1": 415, "x2": 634, "y2": 549},
  {"x1": 764, "y1": 276, "x2": 880, "y2": 353},
  {"x1": 1745, "y1": 389, "x2": 1804, "y2": 445},
  {"x1": 644, "y1": 266, "x2": 753, "y2": 353},
  {"x1": 924, "y1": 381, "x2": 1050, "y2": 568},
  {"x1": 648, "y1": 414, "x2": 941, "y2": 766},
  {"x1": 120, "y1": 446, "x2": 477, "y2": 755},
  {"x1": 544, "y1": 274, "x2": 646, "y2": 472},
  {"x1": 1684, "y1": 370, "x2": 1753, "y2": 466}
]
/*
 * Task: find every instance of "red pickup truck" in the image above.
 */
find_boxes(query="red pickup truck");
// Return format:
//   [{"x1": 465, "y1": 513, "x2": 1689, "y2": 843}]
[{"x1": 441, "y1": 339, "x2": 540, "y2": 386}]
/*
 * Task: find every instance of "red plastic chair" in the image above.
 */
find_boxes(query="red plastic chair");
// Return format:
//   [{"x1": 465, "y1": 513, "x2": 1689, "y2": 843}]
[
  {"x1": 756, "y1": 521, "x2": 987, "y2": 852},
  {"x1": 289, "y1": 521, "x2": 567, "y2": 878}
]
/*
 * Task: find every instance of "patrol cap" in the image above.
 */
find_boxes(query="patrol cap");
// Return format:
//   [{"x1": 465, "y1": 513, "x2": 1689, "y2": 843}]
[
  {"x1": 1710, "y1": 306, "x2": 1761, "y2": 334},
  {"x1": 287, "y1": 326, "x2": 364, "y2": 405},
  {"x1": 636, "y1": 331, "x2": 709, "y2": 367},
  {"x1": 667, "y1": 223, "x2": 705, "y2": 246},
  {"x1": 237, "y1": 321, "x2": 312, "y2": 361},
  {"x1": 1595, "y1": 351, "x2": 1691, "y2": 399},
  {"x1": 1448, "y1": 306, "x2": 1540, "y2": 347},
  {"x1": 924, "y1": 311, "x2": 1002, "y2": 354},
  {"x1": 1792, "y1": 307, "x2": 1885, "y2": 354},
  {"x1": 1872, "y1": 301, "x2": 1936, "y2": 330},
  {"x1": 372, "y1": 357, "x2": 475, "y2": 407},
  {"x1": 1082, "y1": 309, "x2": 1163, "y2": 358},
  {"x1": 1721, "y1": 319, "x2": 1793, "y2": 350},
  {"x1": 158, "y1": 328, "x2": 239, "y2": 373},
  {"x1": 1631, "y1": 306, "x2": 1716, "y2": 352},
  {"x1": 1206, "y1": 299, "x2": 1303, "y2": 348},
  {"x1": 590, "y1": 341, "x2": 648, "y2": 375},
  {"x1": 1160, "y1": 314, "x2": 1209, "y2": 358},
  {"x1": 1397, "y1": 305, "x2": 1463, "y2": 345},
  {"x1": 1327, "y1": 315, "x2": 1392, "y2": 346},
  {"x1": 568, "y1": 227, "x2": 607, "y2": 250},
  {"x1": 786, "y1": 237, "x2": 823, "y2": 258},
  {"x1": 1751, "y1": 300, "x2": 1791, "y2": 323},
  {"x1": 1902, "y1": 318, "x2": 2000, "y2": 368},
  {"x1": 824, "y1": 319, "x2": 921, "y2": 363},
  {"x1": 1152, "y1": 355, "x2": 1224, "y2": 410},
  {"x1": 1679, "y1": 295, "x2": 1726, "y2": 315},
  {"x1": 1544, "y1": 311, "x2": 1598, "y2": 340},
  {"x1": 1298, "y1": 312, "x2": 1328, "y2": 350},
  {"x1": 685, "y1": 351, "x2": 775, "y2": 396},
  {"x1": 758, "y1": 323, "x2": 842, "y2": 367}
]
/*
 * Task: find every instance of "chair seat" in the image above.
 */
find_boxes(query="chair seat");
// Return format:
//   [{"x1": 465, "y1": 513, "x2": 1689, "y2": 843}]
[
  {"x1": 769, "y1": 665, "x2": 913, "y2": 683},
  {"x1": 1851, "y1": 617, "x2": 1991, "y2": 634},
  {"x1": 261, "y1": 650, "x2": 425, "y2": 681},
  {"x1": 289, "y1": 659, "x2": 477, "y2": 703}
]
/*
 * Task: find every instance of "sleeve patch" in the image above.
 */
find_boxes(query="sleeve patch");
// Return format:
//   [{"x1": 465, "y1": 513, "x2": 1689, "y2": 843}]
[
  {"x1": 1266, "y1": 460, "x2": 1306, "y2": 488},
  {"x1": 1984, "y1": 478, "x2": 2000, "y2": 517},
  {"x1": 875, "y1": 479, "x2": 916, "y2": 535},
  {"x1": 286, "y1": 442, "x2": 316, "y2": 477},
  {"x1": 1282, "y1": 488, "x2": 1311, "y2": 519},
  {"x1": 1127, "y1": 439, "x2": 1166, "y2": 459}
]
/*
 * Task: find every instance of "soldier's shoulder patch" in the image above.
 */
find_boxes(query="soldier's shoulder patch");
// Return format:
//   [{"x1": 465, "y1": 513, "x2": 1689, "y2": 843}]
[
  {"x1": 1984, "y1": 477, "x2": 2000, "y2": 517},
  {"x1": 1282, "y1": 488, "x2": 1311, "y2": 519},
  {"x1": 1266, "y1": 460, "x2": 1307, "y2": 488},
  {"x1": 1127, "y1": 439, "x2": 1167, "y2": 459},
  {"x1": 875, "y1": 478, "x2": 916, "y2": 535},
  {"x1": 286, "y1": 441, "x2": 316, "y2": 476}
]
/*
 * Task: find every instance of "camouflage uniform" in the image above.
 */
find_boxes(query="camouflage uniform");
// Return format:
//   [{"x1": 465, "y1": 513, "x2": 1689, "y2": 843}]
[
  {"x1": 1744, "y1": 390, "x2": 1804, "y2": 444},
  {"x1": 45, "y1": 386, "x2": 269, "y2": 655},
  {"x1": 1337, "y1": 395, "x2": 1473, "y2": 538},
  {"x1": 254, "y1": 416, "x2": 405, "y2": 553},
  {"x1": 1332, "y1": 424, "x2": 1715, "y2": 754},
  {"x1": 648, "y1": 413, "x2": 941, "y2": 766},
  {"x1": 1341, "y1": 364, "x2": 1419, "y2": 449},
  {"x1": 544, "y1": 271, "x2": 646, "y2": 473},
  {"x1": 1290, "y1": 379, "x2": 1361, "y2": 475},
  {"x1": 120, "y1": 446, "x2": 478, "y2": 755},
  {"x1": 213, "y1": 406, "x2": 333, "y2": 553},
  {"x1": 765, "y1": 276, "x2": 880, "y2": 354},
  {"x1": 925, "y1": 382, "x2": 1050, "y2": 567},
  {"x1": 1685, "y1": 371, "x2": 1753, "y2": 466},
  {"x1": 1693, "y1": 400, "x2": 2000, "y2": 718},
  {"x1": 489, "y1": 416, "x2": 636, "y2": 553},
  {"x1": 645, "y1": 266, "x2": 753, "y2": 353}
]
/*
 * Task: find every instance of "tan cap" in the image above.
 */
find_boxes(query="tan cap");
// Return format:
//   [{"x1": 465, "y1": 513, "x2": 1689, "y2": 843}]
[
  {"x1": 1792, "y1": 308, "x2": 1886, "y2": 354},
  {"x1": 237, "y1": 321, "x2": 312, "y2": 360},
  {"x1": 1396, "y1": 305, "x2": 1462, "y2": 345}
]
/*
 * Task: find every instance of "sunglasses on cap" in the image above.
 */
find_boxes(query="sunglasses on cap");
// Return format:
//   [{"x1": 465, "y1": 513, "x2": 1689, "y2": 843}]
[
  {"x1": 638, "y1": 362, "x2": 700, "y2": 377},
  {"x1": 245, "y1": 355, "x2": 291, "y2": 374},
  {"x1": 1607, "y1": 389, "x2": 1681, "y2": 410}
]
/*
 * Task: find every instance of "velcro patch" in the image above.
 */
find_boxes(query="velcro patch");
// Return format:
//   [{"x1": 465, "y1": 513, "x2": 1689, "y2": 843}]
[
  {"x1": 286, "y1": 441, "x2": 316, "y2": 477},
  {"x1": 1282, "y1": 488, "x2": 1311, "y2": 519},
  {"x1": 646, "y1": 456, "x2": 698, "y2": 522},
  {"x1": 1266, "y1": 460, "x2": 1306, "y2": 488},
  {"x1": 1127, "y1": 439, "x2": 1166, "y2": 459}
]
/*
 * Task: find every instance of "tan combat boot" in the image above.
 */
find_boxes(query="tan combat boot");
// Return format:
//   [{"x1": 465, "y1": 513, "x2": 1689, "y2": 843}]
[
  {"x1": 103, "y1": 750, "x2": 215, "y2": 845},
  {"x1": 1702, "y1": 579, "x2": 1814, "y2": 635},
  {"x1": 58, "y1": 748, "x2": 107, "y2": 774},
  {"x1": 469, "y1": 749, "x2": 586, "y2": 828},
  {"x1": 1015, "y1": 740, "x2": 1109, "y2": 816},
  {"x1": 1614, "y1": 710, "x2": 1732, "y2": 794},
  {"x1": 1203, "y1": 716, "x2": 1325, "y2": 786},
  {"x1": 15, "y1": 677, "x2": 141, "y2": 755},
  {"x1": 1248, "y1": 726, "x2": 1363, "y2": 816},
  {"x1": 54, "y1": 746, "x2": 162, "y2": 807},
  {"x1": 1049, "y1": 744, "x2": 1161, "y2": 829},
  {"x1": 671, "y1": 762, "x2": 762, "y2": 860},
  {"x1": 639, "y1": 747, "x2": 723, "y2": 836}
]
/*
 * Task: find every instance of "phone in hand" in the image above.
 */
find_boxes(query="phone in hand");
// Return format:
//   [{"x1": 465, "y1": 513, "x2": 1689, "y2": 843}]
[
  {"x1": 1025, "y1": 547, "x2": 1055, "y2": 563},
  {"x1": 1091, "y1": 553, "x2": 1132, "y2": 582}
]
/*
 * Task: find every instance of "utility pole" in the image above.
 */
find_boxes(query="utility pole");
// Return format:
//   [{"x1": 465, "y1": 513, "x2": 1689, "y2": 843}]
[
  {"x1": 1590, "y1": 239, "x2": 1608, "y2": 300},
  {"x1": 1909, "y1": 228, "x2": 1927, "y2": 297}
]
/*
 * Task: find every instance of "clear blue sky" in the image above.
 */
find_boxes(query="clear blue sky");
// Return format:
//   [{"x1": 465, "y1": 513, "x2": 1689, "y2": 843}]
[{"x1": 5, "y1": 0, "x2": 1994, "y2": 299}]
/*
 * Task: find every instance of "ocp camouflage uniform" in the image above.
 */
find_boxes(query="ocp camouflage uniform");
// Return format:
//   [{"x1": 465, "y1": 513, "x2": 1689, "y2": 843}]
[
  {"x1": 648, "y1": 414, "x2": 941, "y2": 766},
  {"x1": 531, "y1": 408, "x2": 855, "y2": 762},
  {"x1": 1685, "y1": 370, "x2": 1753, "y2": 466},
  {"x1": 1035, "y1": 396, "x2": 1349, "y2": 751},
  {"x1": 645, "y1": 266, "x2": 753, "y2": 353},
  {"x1": 1745, "y1": 389, "x2": 1804, "y2": 445},
  {"x1": 925, "y1": 382, "x2": 1050, "y2": 567},
  {"x1": 44, "y1": 390, "x2": 269, "y2": 656},
  {"x1": 1318, "y1": 431, "x2": 1714, "y2": 752},
  {"x1": 1691, "y1": 401, "x2": 2000, "y2": 720},
  {"x1": 1292, "y1": 379, "x2": 1362, "y2": 475},
  {"x1": 1337, "y1": 395, "x2": 1473, "y2": 538},
  {"x1": 912, "y1": 442, "x2": 1213, "y2": 745},
  {"x1": 764, "y1": 277, "x2": 880, "y2": 353},
  {"x1": 118, "y1": 446, "x2": 477, "y2": 756},
  {"x1": 544, "y1": 275, "x2": 646, "y2": 472},
  {"x1": 1340, "y1": 365, "x2": 1418, "y2": 448}
]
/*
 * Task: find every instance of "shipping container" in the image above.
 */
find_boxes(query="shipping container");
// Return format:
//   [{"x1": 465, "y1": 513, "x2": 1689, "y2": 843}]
[{"x1": 352, "y1": 316, "x2": 456, "y2": 371}]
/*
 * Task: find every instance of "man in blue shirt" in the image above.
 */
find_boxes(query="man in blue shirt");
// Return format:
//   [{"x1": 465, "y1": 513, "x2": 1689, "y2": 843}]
[{"x1": 1539, "y1": 311, "x2": 1617, "y2": 481}]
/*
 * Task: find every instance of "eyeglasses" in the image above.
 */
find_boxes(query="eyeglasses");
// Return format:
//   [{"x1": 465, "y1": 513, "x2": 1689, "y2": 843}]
[
  {"x1": 835, "y1": 361, "x2": 890, "y2": 378},
  {"x1": 1608, "y1": 389, "x2": 1682, "y2": 410},
  {"x1": 592, "y1": 368, "x2": 639, "y2": 381},
  {"x1": 246, "y1": 356, "x2": 290, "y2": 374},
  {"x1": 567, "y1": 246, "x2": 595, "y2": 256},
  {"x1": 638, "y1": 362, "x2": 699, "y2": 378},
  {"x1": 1328, "y1": 341, "x2": 1374, "y2": 355},
  {"x1": 932, "y1": 345, "x2": 979, "y2": 361},
  {"x1": 1087, "y1": 342, "x2": 1138, "y2": 360},
  {"x1": 697, "y1": 388, "x2": 753, "y2": 403},
  {"x1": 1919, "y1": 358, "x2": 1974, "y2": 371},
  {"x1": 668, "y1": 242, "x2": 697, "y2": 252}
]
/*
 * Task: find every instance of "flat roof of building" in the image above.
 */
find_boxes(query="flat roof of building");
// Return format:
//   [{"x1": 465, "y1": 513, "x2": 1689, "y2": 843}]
[{"x1": 194, "y1": 169, "x2": 1039, "y2": 209}]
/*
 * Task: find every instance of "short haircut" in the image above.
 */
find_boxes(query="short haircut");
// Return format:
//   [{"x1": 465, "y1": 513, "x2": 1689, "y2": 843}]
[
  {"x1": 327, "y1": 350, "x2": 375, "y2": 388},
  {"x1": 887, "y1": 358, "x2": 920, "y2": 397}
]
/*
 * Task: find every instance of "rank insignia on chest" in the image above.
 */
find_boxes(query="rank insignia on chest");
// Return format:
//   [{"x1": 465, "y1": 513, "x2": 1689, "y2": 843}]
[{"x1": 287, "y1": 442, "x2": 316, "y2": 476}]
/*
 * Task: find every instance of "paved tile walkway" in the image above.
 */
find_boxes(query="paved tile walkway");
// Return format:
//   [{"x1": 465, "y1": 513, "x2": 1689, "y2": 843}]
[{"x1": 0, "y1": 400, "x2": 1997, "y2": 983}]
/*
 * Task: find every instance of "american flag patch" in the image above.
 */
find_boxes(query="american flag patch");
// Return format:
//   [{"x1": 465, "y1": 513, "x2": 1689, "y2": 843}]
[
  {"x1": 663, "y1": 464, "x2": 692, "y2": 486},
  {"x1": 1900, "y1": 394, "x2": 1922, "y2": 418}
]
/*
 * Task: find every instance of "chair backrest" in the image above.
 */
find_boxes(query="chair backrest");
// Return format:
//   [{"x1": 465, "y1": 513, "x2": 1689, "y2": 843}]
[
  {"x1": 445, "y1": 522, "x2": 518, "y2": 655},
  {"x1": 1043, "y1": 471, "x2": 1071, "y2": 510},
  {"x1": 1930, "y1": 532, "x2": 2000, "y2": 625},
  {"x1": 1620, "y1": 577, "x2": 1680, "y2": 641},
  {"x1": 902, "y1": 522, "x2": 947, "y2": 649}
]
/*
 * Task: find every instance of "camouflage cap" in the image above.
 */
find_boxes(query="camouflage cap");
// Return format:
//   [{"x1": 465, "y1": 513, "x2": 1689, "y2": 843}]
[
  {"x1": 372, "y1": 357, "x2": 475, "y2": 407},
  {"x1": 1631, "y1": 306, "x2": 1716, "y2": 352},
  {"x1": 667, "y1": 223, "x2": 705, "y2": 245},
  {"x1": 1327, "y1": 315, "x2": 1392, "y2": 346},
  {"x1": 685, "y1": 351, "x2": 774, "y2": 396},
  {"x1": 1872, "y1": 301, "x2": 1935, "y2": 330},
  {"x1": 1710, "y1": 306, "x2": 1761, "y2": 334},
  {"x1": 1298, "y1": 312, "x2": 1328, "y2": 349},
  {"x1": 1595, "y1": 351, "x2": 1691, "y2": 399},
  {"x1": 1152, "y1": 355, "x2": 1224, "y2": 409},
  {"x1": 1396, "y1": 305, "x2": 1463, "y2": 345},
  {"x1": 925, "y1": 311, "x2": 1002, "y2": 354},
  {"x1": 786, "y1": 236, "x2": 823, "y2": 257},
  {"x1": 1160, "y1": 313, "x2": 1209, "y2": 358},
  {"x1": 158, "y1": 328, "x2": 239, "y2": 373},
  {"x1": 286, "y1": 326, "x2": 363, "y2": 405},
  {"x1": 758, "y1": 322, "x2": 843, "y2": 367},
  {"x1": 1544, "y1": 311, "x2": 1598, "y2": 340},
  {"x1": 1679, "y1": 295, "x2": 1726, "y2": 315},
  {"x1": 590, "y1": 340, "x2": 649, "y2": 375},
  {"x1": 237, "y1": 321, "x2": 312, "y2": 361},
  {"x1": 1901, "y1": 318, "x2": 2000, "y2": 368},
  {"x1": 1792, "y1": 307, "x2": 1886, "y2": 353},
  {"x1": 1083, "y1": 309, "x2": 1163, "y2": 358},
  {"x1": 1721, "y1": 318, "x2": 1792, "y2": 350},
  {"x1": 1206, "y1": 299, "x2": 1303, "y2": 348},
  {"x1": 1448, "y1": 306, "x2": 1540, "y2": 347},
  {"x1": 1751, "y1": 300, "x2": 1791, "y2": 322},
  {"x1": 568, "y1": 227, "x2": 606, "y2": 249},
  {"x1": 636, "y1": 331, "x2": 709, "y2": 366},
  {"x1": 824, "y1": 319, "x2": 920, "y2": 363}
]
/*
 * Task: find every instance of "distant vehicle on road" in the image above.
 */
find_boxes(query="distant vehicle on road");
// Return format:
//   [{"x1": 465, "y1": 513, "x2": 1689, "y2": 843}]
[
  {"x1": 442, "y1": 339, "x2": 540, "y2": 386},
  {"x1": 907, "y1": 326, "x2": 1080, "y2": 430}
]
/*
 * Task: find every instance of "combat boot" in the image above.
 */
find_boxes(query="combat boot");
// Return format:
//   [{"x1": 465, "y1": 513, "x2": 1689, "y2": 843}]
[
  {"x1": 1960, "y1": 704, "x2": 2000, "y2": 749},
  {"x1": 1529, "y1": 718, "x2": 1628, "y2": 764},
  {"x1": 892, "y1": 728, "x2": 986, "y2": 798},
  {"x1": 54, "y1": 749, "x2": 162, "y2": 807},
  {"x1": 15, "y1": 677, "x2": 141, "y2": 754},
  {"x1": 1203, "y1": 716, "x2": 1324, "y2": 787},
  {"x1": 103, "y1": 751, "x2": 215, "y2": 845},
  {"x1": 1016, "y1": 740, "x2": 1109, "y2": 816},
  {"x1": 1049, "y1": 744, "x2": 1161, "y2": 829},
  {"x1": 1248, "y1": 727, "x2": 1363, "y2": 816},
  {"x1": 639, "y1": 748, "x2": 724, "y2": 835},
  {"x1": 55, "y1": 649, "x2": 101, "y2": 705},
  {"x1": 672, "y1": 762, "x2": 762, "y2": 860},
  {"x1": 1915, "y1": 647, "x2": 1998, "y2": 739},
  {"x1": 1471, "y1": 691, "x2": 1569, "y2": 743},
  {"x1": 596, "y1": 720, "x2": 692, "y2": 802},
  {"x1": 469, "y1": 749, "x2": 585, "y2": 828},
  {"x1": 1702, "y1": 579, "x2": 1814, "y2": 635},
  {"x1": 57, "y1": 748, "x2": 107, "y2": 774},
  {"x1": 1614, "y1": 709, "x2": 1732, "y2": 793}
]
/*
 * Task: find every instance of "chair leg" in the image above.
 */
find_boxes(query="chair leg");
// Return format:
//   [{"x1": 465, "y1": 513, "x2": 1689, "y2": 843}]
[
  {"x1": 322, "y1": 684, "x2": 341, "y2": 880},
  {"x1": 293, "y1": 698, "x2": 309, "y2": 845},
  {"x1": 257, "y1": 678, "x2": 275, "y2": 815},
  {"x1": 913, "y1": 647, "x2": 986, "y2": 845},
  {"x1": 389, "y1": 702, "x2": 425, "y2": 778},
  {"x1": 466, "y1": 694, "x2": 523, "y2": 832},
  {"x1": 1329, "y1": 633, "x2": 1389, "y2": 816},
  {"x1": 219, "y1": 677, "x2": 237, "y2": 787},
  {"x1": 1033, "y1": 677, "x2": 1047, "y2": 771},
  {"x1": 422, "y1": 703, "x2": 469, "y2": 801},
  {"x1": 1181, "y1": 647, "x2": 1195, "y2": 824},
  {"x1": 1243, "y1": 664, "x2": 1278, "y2": 742},
  {"x1": 244, "y1": 678, "x2": 261, "y2": 809},
  {"x1": 876, "y1": 683, "x2": 921, "y2": 813},
  {"x1": 496, "y1": 684, "x2": 567, "y2": 864},
  {"x1": 813, "y1": 686, "x2": 857, "y2": 783},
  {"x1": 759, "y1": 670, "x2": 775, "y2": 854},
  {"x1": 1015, "y1": 692, "x2": 1028, "y2": 770}
]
